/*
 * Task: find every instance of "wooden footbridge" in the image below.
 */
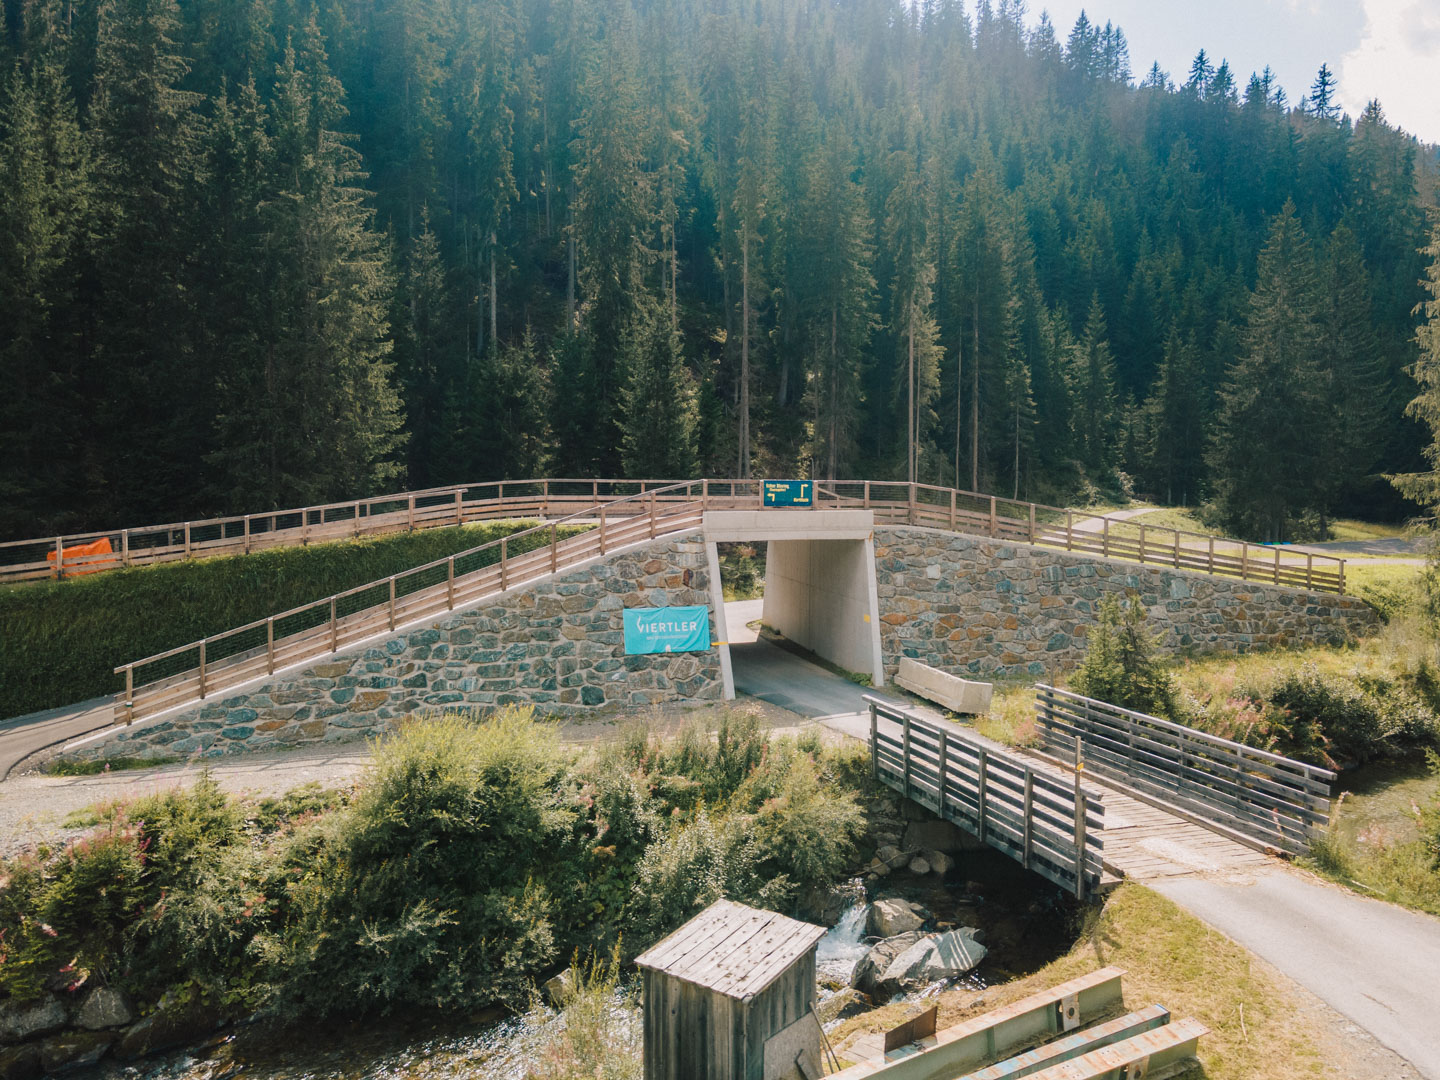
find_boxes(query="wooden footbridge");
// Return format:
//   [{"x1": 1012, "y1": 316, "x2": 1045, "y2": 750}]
[{"x1": 865, "y1": 687, "x2": 1333, "y2": 897}]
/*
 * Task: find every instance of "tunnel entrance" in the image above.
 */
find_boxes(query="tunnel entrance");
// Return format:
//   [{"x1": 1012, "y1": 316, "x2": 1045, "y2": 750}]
[{"x1": 703, "y1": 510, "x2": 884, "y2": 701}]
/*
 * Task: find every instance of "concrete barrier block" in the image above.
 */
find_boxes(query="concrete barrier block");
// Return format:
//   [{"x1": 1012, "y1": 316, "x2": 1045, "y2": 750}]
[{"x1": 895, "y1": 657, "x2": 993, "y2": 715}]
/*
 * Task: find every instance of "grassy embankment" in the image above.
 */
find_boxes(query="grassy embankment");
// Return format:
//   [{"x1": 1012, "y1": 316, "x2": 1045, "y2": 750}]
[{"x1": 0, "y1": 520, "x2": 587, "y2": 720}]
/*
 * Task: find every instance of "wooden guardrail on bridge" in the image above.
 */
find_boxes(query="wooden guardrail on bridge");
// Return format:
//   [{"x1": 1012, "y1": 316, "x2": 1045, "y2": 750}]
[
  {"x1": 112, "y1": 481, "x2": 712, "y2": 726},
  {"x1": 865, "y1": 695, "x2": 1105, "y2": 898},
  {"x1": 1034, "y1": 685, "x2": 1335, "y2": 856},
  {"x1": 3, "y1": 479, "x2": 1347, "y2": 594}
]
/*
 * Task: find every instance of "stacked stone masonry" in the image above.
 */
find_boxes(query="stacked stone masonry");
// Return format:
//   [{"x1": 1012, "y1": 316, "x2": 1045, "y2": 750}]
[
  {"x1": 72, "y1": 534, "x2": 722, "y2": 762},
  {"x1": 873, "y1": 526, "x2": 1376, "y2": 679}
]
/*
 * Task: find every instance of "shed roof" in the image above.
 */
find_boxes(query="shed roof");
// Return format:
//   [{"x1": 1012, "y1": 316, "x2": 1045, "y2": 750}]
[{"x1": 634, "y1": 899, "x2": 827, "y2": 1001}]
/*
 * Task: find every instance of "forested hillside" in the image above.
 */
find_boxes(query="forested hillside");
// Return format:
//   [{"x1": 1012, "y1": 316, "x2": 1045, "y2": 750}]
[{"x1": 2, "y1": 0, "x2": 1437, "y2": 542}]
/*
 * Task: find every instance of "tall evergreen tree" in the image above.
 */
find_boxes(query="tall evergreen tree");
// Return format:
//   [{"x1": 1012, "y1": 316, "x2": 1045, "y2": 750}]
[
  {"x1": 1208, "y1": 203, "x2": 1325, "y2": 540},
  {"x1": 1070, "y1": 294, "x2": 1119, "y2": 474},
  {"x1": 620, "y1": 299, "x2": 699, "y2": 478}
]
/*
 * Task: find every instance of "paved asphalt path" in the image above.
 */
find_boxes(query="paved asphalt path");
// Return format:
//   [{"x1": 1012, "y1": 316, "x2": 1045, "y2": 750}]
[
  {"x1": 727, "y1": 605, "x2": 1440, "y2": 1079},
  {"x1": 1151, "y1": 871, "x2": 1440, "y2": 1079},
  {"x1": 0, "y1": 696, "x2": 115, "y2": 779}
]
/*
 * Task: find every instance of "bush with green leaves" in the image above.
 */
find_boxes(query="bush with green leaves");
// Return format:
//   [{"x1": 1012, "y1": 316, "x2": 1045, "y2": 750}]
[
  {"x1": 1, "y1": 707, "x2": 875, "y2": 1023},
  {"x1": 1071, "y1": 595, "x2": 1179, "y2": 718}
]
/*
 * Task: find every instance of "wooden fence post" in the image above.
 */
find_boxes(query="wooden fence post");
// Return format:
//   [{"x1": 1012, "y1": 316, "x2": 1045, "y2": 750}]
[
  {"x1": 1274, "y1": 546, "x2": 1281, "y2": 585},
  {"x1": 1338, "y1": 559, "x2": 1346, "y2": 594},
  {"x1": 908, "y1": 483, "x2": 917, "y2": 526},
  {"x1": 1173, "y1": 532, "x2": 1180, "y2": 568},
  {"x1": 447, "y1": 557, "x2": 455, "y2": 610},
  {"x1": 977, "y1": 748, "x2": 989, "y2": 842},
  {"x1": 266, "y1": 618, "x2": 275, "y2": 674},
  {"x1": 989, "y1": 496, "x2": 998, "y2": 537},
  {"x1": 1066, "y1": 510, "x2": 1074, "y2": 551},
  {"x1": 1208, "y1": 535, "x2": 1215, "y2": 575},
  {"x1": 1073, "y1": 733, "x2": 1086, "y2": 900},
  {"x1": 950, "y1": 489, "x2": 957, "y2": 529},
  {"x1": 1029, "y1": 504, "x2": 1036, "y2": 544},
  {"x1": 52, "y1": 535, "x2": 64, "y2": 579},
  {"x1": 330, "y1": 597, "x2": 338, "y2": 651},
  {"x1": 869, "y1": 702, "x2": 879, "y2": 780},
  {"x1": 901, "y1": 714, "x2": 912, "y2": 800},
  {"x1": 388, "y1": 578, "x2": 396, "y2": 630},
  {"x1": 1022, "y1": 770, "x2": 1034, "y2": 870},
  {"x1": 500, "y1": 537, "x2": 508, "y2": 589},
  {"x1": 1138, "y1": 523, "x2": 1146, "y2": 563},
  {"x1": 184, "y1": 522, "x2": 191, "y2": 559},
  {"x1": 936, "y1": 730, "x2": 949, "y2": 816},
  {"x1": 551, "y1": 524, "x2": 558, "y2": 573},
  {"x1": 864, "y1": 481, "x2": 871, "y2": 509},
  {"x1": 599, "y1": 506, "x2": 607, "y2": 555},
  {"x1": 1102, "y1": 517, "x2": 1110, "y2": 558},
  {"x1": 124, "y1": 666, "x2": 134, "y2": 725},
  {"x1": 407, "y1": 494, "x2": 416, "y2": 531},
  {"x1": 455, "y1": 489, "x2": 464, "y2": 525},
  {"x1": 242, "y1": 517, "x2": 250, "y2": 554},
  {"x1": 198, "y1": 640, "x2": 207, "y2": 698},
  {"x1": 1306, "y1": 553, "x2": 1313, "y2": 591},
  {"x1": 649, "y1": 491, "x2": 657, "y2": 538},
  {"x1": 122, "y1": 530, "x2": 131, "y2": 566}
]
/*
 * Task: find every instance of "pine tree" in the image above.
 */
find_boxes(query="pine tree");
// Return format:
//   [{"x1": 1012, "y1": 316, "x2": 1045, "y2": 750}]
[
  {"x1": 209, "y1": 27, "x2": 406, "y2": 505},
  {"x1": 1141, "y1": 330, "x2": 1206, "y2": 505},
  {"x1": 89, "y1": 0, "x2": 207, "y2": 517},
  {"x1": 393, "y1": 214, "x2": 459, "y2": 488},
  {"x1": 1208, "y1": 203, "x2": 1325, "y2": 540},
  {"x1": 568, "y1": 2, "x2": 652, "y2": 474},
  {"x1": 1309, "y1": 63, "x2": 1340, "y2": 120},
  {"x1": 620, "y1": 299, "x2": 699, "y2": 479},
  {"x1": 1070, "y1": 294, "x2": 1119, "y2": 474},
  {"x1": 1391, "y1": 220, "x2": 1440, "y2": 516},
  {"x1": 0, "y1": 60, "x2": 91, "y2": 535}
]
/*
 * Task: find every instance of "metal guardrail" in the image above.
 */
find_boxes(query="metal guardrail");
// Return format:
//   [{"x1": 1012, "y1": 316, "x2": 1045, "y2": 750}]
[
  {"x1": 1034, "y1": 685, "x2": 1335, "y2": 855},
  {"x1": 865, "y1": 695, "x2": 1105, "y2": 899},
  {"x1": 112, "y1": 481, "x2": 713, "y2": 725},
  {"x1": 4, "y1": 478, "x2": 1348, "y2": 593}
]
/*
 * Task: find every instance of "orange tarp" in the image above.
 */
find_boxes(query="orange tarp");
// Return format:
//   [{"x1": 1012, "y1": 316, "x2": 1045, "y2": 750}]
[{"x1": 47, "y1": 536, "x2": 117, "y2": 577}]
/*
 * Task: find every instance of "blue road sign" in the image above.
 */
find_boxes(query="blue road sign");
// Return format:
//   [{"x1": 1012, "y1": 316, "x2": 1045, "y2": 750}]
[{"x1": 762, "y1": 480, "x2": 813, "y2": 507}]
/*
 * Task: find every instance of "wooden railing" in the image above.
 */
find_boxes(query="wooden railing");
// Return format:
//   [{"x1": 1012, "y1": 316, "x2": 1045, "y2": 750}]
[
  {"x1": 1034, "y1": 686, "x2": 1335, "y2": 856},
  {"x1": 112, "y1": 481, "x2": 714, "y2": 726},
  {"x1": 866, "y1": 695, "x2": 1105, "y2": 899},
  {"x1": 3, "y1": 479, "x2": 1349, "y2": 594},
  {"x1": 816, "y1": 481, "x2": 1346, "y2": 594}
]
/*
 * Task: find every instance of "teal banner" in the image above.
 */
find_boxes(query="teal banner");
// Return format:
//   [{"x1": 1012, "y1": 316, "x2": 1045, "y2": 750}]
[
  {"x1": 762, "y1": 480, "x2": 813, "y2": 507},
  {"x1": 623, "y1": 606, "x2": 711, "y2": 654}
]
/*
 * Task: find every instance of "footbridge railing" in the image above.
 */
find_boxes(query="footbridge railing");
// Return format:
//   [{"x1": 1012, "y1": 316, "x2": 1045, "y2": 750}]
[
  {"x1": 111, "y1": 481, "x2": 712, "y2": 725},
  {"x1": 866, "y1": 695, "x2": 1106, "y2": 898},
  {"x1": 1034, "y1": 686, "x2": 1335, "y2": 856},
  {"x1": 3, "y1": 478, "x2": 1347, "y2": 593}
]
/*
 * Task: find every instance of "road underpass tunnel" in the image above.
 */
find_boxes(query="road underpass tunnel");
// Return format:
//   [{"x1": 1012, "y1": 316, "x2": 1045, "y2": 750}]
[{"x1": 705, "y1": 511, "x2": 886, "y2": 705}]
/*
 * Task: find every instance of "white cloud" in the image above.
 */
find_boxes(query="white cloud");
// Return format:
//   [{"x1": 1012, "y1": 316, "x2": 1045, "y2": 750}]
[{"x1": 1338, "y1": 0, "x2": 1440, "y2": 142}]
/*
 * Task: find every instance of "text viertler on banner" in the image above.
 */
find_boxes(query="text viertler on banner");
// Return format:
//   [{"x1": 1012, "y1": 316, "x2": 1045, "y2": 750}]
[{"x1": 622, "y1": 606, "x2": 711, "y2": 654}]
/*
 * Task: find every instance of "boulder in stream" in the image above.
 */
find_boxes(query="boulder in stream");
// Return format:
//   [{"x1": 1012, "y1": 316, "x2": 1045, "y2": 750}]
[
  {"x1": 866, "y1": 898, "x2": 928, "y2": 937},
  {"x1": 852, "y1": 928, "x2": 987, "y2": 999}
]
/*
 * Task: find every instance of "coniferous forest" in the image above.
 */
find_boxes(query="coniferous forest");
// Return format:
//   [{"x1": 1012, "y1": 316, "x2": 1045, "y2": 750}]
[{"x1": 1, "y1": 0, "x2": 1437, "y2": 542}]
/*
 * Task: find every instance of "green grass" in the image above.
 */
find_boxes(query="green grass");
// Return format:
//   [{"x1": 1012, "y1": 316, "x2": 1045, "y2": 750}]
[
  {"x1": 0, "y1": 521, "x2": 585, "y2": 720},
  {"x1": 1327, "y1": 518, "x2": 1409, "y2": 542},
  {"x1": 49, "y1": 755, "x2": 180, "y2": 777}
]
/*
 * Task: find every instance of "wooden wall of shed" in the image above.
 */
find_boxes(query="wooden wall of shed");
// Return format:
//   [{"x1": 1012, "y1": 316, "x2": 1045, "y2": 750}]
[
  {"x1": 641, "y1": 952, "x2": 819, "y2": 1080},
  {"x1": 744, "y1": 952, "x2": 817, "y2": 1080}
]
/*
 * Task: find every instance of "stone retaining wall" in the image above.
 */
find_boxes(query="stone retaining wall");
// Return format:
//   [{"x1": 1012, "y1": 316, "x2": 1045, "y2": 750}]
[
  {"x1": 67, "y1": 534, "x2": 723, "y2": 762},
  {"x1": 873, "y1": 527, "x2": 1376, "y2": 680}
]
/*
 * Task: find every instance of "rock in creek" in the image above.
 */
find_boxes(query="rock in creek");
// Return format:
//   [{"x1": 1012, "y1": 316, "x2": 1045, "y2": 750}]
[
  {"x1": 38, "y1": 1033, "x2": 113, "y2": 1073},
  {"x1": 866, "y1": 898, "x2": 928, "y2": 937},
  {"x1": 852, "y1": 928, "x2": 988, "y2": 999},
  {"x1": 74, "y1": 988, "x2": 133, "y2": 1032},
  {"x1": 0, "y1": 997, "x2": 67, "y2": 1044},
  {"x1": 0, "y1": 1043, "x2": 43, "y2": 1080}
]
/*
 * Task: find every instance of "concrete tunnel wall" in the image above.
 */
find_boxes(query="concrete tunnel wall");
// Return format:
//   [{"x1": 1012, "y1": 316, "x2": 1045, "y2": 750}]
[{"x1": 760, "y1": 538, "x2": 885, "y2": 681}]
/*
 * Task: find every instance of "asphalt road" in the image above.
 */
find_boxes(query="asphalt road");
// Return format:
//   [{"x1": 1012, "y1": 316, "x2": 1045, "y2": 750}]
[
  {"x1": 0, "y1": 696, "x2": 115, "y2": 779},
  {"x1": 1152, "y1": 870, "x2": 1440, "y2": 1079}
]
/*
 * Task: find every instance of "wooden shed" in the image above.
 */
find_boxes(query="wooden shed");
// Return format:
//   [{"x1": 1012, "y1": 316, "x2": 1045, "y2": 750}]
[{"x1": 635, "y1": 899, "x2": 829, "y2": 1080}]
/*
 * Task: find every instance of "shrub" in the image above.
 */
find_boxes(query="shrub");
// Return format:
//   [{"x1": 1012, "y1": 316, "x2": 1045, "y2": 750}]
[
  {"x1": 745, "y1": 752, "x2": 865, "y2": 897},
  {"x1": 1071, "y1": 596, "x2": 1178, "y2": 718},
  {"x1": 527, "y1": 949, "x2": 642, "y2": 1080},
  {"x1": 256, "y1": 709, "x2": 578, "y2": 1014}
]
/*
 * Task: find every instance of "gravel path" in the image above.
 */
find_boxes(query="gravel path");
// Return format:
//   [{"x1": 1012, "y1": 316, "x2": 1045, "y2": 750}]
[{"x1": 0, "y1": 743, "x2": 374, "y2": 858}]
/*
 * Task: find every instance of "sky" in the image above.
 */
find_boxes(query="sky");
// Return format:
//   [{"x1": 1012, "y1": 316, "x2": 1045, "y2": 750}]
[{"x1": 1022, "y1": 0, "x2": 1440, "y2": 144}]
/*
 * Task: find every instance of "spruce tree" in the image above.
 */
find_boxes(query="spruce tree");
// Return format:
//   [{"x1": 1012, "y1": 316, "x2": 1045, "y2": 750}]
[
  {"x1": 1391, "y1": 220, "x2": 1440, "y2": 516},
  {"x1": 1070, "y1": 294, "x2": 1119, "y2": 474},
  {"x1": 1208, "y1": 202, "x2": 1325, "y2": 540},
  {"x1": 1141, "y1": 330, "x2": 1206, "y2": 505},
  {"x1": 620, "y1": 300, "x2": 699, "y2": 479}
]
